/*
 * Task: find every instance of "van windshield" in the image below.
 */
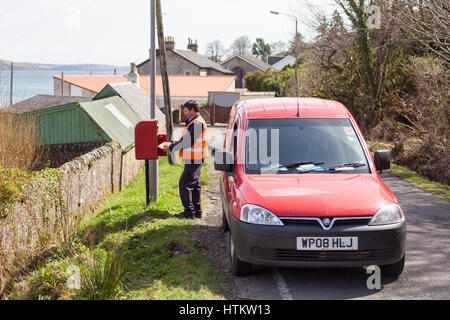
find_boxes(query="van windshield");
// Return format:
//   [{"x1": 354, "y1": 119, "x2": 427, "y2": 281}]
[{"x1": 244, "y1": 118, "x2": 370, "y2": 175}]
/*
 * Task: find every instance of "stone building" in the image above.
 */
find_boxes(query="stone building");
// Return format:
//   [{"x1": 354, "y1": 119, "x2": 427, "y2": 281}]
[
  {"x1": 137, "y1": 37, "x2": 233, "y2": 77},
  {"x1": 220, "y1": 54, "x2": 272, "y2": 89}
]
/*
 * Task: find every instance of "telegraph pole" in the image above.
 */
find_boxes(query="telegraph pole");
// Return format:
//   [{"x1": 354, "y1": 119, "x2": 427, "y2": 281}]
[
  {"x1": 9, "y1": 62, "x2": 13, "y2": 107},
  {"x1": 147, "y1": 0, "x2": 158, "y2": 205},
  {"x1": 156, "y1": 0, "x2": 174, "y2": 165}
]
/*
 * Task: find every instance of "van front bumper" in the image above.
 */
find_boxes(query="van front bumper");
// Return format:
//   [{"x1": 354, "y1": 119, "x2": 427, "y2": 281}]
[{"x1": 230, "y1": 215, "x2": 406, "y2": 268}]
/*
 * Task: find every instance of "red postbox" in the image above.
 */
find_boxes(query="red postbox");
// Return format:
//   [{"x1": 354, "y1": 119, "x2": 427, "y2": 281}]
[{"x1": 135, "y1": 120, "x2": 167, "y2": 160}]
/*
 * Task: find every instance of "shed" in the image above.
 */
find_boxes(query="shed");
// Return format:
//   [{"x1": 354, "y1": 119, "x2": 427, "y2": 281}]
[
  {"x1": 93, "y1": 82, "x2": 166, "y2": 133},
  {"x1": 30, "y1": 96, "x2": 141, "y2": 149}
]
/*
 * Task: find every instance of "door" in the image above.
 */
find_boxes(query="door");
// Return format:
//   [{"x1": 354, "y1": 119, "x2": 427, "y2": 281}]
[{"x1": 232, "y1": 67, "x2": 244, "y2": 88}]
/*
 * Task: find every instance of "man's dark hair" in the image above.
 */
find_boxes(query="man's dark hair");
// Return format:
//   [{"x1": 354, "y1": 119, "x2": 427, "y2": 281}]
[{"x1": 183, "y1": 100, "x2": 199, "y2": 112}]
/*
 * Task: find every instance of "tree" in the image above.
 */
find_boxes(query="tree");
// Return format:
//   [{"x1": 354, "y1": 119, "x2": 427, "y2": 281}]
[
  {"x1": 252, "y1": 38, "x2": 272, "y2": 61},
  {"x1": 205, "y1": 40, "x2": 225, "y2": 63},
  {"x1": 244, "y1": 67, "x2": 296, "y2": 97},
  {"x1": 335, "y1": 0, "x2": 377, "y2": 97},
  {"x1": 230, "y1": 36, "x2": 252, "y2": 55},
  {"x1": 405, "y1": 0, "x2": 450, "y2": 62},
  {"x1": 270, "y1": 41, "x2": 287, "y2": 55}
]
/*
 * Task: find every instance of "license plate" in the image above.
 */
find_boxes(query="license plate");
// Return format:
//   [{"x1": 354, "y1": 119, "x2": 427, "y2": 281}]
[{"x1": 297, "y1": 237, "x2": 358, "y2": 251}]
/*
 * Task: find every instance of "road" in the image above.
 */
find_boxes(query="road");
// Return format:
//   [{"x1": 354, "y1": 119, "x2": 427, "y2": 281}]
[{"x1": 232, "y1": 172, "x2": 450, "y2": 300}]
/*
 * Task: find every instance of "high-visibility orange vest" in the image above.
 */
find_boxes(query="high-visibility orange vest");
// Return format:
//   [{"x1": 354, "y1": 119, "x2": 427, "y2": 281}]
[{"x1": 179, "y1": 115, "x2": 208, "y2": 161}]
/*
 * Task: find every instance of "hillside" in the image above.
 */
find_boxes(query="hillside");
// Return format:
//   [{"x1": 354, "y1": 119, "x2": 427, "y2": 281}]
[{"x1": 0, "y1": 59, "x2": 128, "y2": 72}]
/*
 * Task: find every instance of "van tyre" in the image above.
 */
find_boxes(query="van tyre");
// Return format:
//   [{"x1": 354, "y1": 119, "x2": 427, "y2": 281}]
[
  {"x1": 381, "y1": 254, "x2": 405, "y2": 278},
  {"x1": 229, "y1": 232, "x2": 252, "y2": 276}
]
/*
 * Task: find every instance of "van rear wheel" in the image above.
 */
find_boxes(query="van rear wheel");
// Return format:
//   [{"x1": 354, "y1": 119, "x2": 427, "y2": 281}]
[{"x1": 229, "y1": 232, "x2": 252, "y2": 276}]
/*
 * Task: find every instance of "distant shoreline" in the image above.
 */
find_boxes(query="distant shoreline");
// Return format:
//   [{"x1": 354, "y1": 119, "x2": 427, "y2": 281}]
[{"x1": 0, "y1": 60, "x2": 128, "y2": 72}]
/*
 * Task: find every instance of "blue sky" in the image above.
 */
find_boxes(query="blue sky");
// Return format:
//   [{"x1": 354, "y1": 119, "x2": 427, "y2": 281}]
[{"x1": 0, "y1": 0, "x2": 337, "y2": 66}]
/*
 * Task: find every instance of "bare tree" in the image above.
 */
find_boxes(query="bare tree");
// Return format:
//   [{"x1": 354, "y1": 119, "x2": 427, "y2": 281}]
[
  {"x1": 230, "y1": 36, "x2": 252, "y2": 55},
  {"x1": 404, "y1": 0, "x2": 450, "y2": 62},
  {"x1": 270, "y1": 41, "x2": 288, "y2": 55},
  {"x1": 205, "y1": 40, "x2": 225, "y2": 63}
]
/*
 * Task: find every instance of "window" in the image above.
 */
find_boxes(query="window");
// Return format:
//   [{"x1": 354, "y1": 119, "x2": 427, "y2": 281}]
[{"x1": 244, "y1": 118, "x2": 369, "y2": 175}]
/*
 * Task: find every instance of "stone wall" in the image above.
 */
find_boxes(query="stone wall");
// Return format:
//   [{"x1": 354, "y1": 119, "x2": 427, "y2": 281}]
[{"x1": 0, "y1": 142, "x2": 143, "y2": 294}]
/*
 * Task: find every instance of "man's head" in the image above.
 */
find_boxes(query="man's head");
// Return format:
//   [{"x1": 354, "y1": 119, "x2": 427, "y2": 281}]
[{"x1": 182, "y1": 100, "x2": 199, "y2": 119}]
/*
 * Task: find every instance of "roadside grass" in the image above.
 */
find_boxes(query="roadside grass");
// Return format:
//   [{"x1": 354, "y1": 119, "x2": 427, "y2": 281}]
[
  {"x1": 389, "y1": 164, "x2": 450, "y2": 203},
  {"x1": 8, "y1": 158, "x2": 227, "y2": 300},
  {"x1": 368, "y1": 141, "x2": 450, "y2": 203}
]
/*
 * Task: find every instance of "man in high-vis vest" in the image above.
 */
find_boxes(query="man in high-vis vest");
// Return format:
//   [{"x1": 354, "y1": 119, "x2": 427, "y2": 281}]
[{"x1": 163, "y1": 100, "x2": 208, "y2": 219}]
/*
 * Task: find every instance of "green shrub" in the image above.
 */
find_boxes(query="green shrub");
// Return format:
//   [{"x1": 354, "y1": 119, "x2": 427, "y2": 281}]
[{"x1": 0, "y1": 166, "x2": 29, "y2": 218}]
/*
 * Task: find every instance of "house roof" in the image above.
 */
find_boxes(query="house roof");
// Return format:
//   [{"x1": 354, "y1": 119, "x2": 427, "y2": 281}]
[
  {"x1": 10, "y1": 94, "x2": 91, "y2": 113},
  {"x1": 268, "y1": 56, "x2": 285, "y2": 65},
  {"x1": 53, "y1": 75, "x2": 236, "y2": 98},
  {"x1": 221, "y1": 54, "x2": 272, "y2": 71},
  {"x1": 137, "y1": 49, "x2": 233, "y2": 75},
  {"x1": 271, "y1": 56, "x2": 296, "y2": 70}
]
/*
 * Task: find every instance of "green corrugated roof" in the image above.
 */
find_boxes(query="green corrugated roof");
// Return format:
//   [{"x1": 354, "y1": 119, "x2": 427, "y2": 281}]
[
  {"x1": 79, "y1": 96, "x2": 141, "y2": 149},
  {"x1": 27, "y1": 96, "x2": 141, "y2": 149}
]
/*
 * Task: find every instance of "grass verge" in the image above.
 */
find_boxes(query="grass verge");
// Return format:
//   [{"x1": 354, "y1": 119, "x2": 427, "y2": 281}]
[
  {"x1": 368, "y1": 140, "x2": 449, "y2": 203},
  {"x1": 7, "y1": 158, "x2": 227, "y2": 300},
  {"x1": 389, "y1": 164, "x2": 450, "y2": 203}
]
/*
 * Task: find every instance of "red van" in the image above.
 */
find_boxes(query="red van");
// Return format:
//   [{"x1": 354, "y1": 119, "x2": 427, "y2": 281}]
[{"x1": 215, "y1": 98, "x2": 406, "y2": 277}]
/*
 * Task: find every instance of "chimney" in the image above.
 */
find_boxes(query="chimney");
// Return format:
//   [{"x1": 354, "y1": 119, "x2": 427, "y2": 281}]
[
  {"x1": 187, "y1": 38, "x2": 198, "y2": 53},
  {"x1": 165, "y1": 36, "x2": 175, "y2": 51},
  {"x1": 127, "y1": 62, "x2": 140, "y2": 87}
]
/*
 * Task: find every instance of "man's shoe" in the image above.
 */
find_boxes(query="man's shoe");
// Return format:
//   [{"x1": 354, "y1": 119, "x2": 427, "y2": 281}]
[
  {"x1": 174, "y1": 212, "x2": 194, "y2": 219},
  {"x1": 194, "y1": 212, "x2": 202, "y2": 219}
]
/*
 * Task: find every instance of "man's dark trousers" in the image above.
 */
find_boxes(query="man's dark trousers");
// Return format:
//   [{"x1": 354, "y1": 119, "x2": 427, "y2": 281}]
[{"x1": 179, "y1": 162, "x2": 203, "y2": 217}]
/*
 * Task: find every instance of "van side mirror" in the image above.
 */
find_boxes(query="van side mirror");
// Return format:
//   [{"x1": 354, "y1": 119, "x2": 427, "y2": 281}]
[
  {"x1": 214, "y1": 151, "x2": 234, "y2": 172},
  {"x1": 374, "y1": 150, "x2": 390, "y2": 173}
]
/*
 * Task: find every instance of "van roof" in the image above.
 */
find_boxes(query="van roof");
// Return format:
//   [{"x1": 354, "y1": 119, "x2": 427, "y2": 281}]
[{"x1": 238, "y1": 98, "x2": 351, "y2": 119}]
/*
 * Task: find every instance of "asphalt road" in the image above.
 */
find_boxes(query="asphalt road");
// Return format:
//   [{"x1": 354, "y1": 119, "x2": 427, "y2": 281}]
[{"x1": 233, "y1": 172, "x2": 450, "y2": 300}]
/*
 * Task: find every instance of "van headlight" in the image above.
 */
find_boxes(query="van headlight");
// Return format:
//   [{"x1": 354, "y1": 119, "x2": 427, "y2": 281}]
[
  {"x1": 369, "y1": 204, "x2": 404, "y2": 226},
  {"x1": 240, "y1": 204, "x2": 284, "y2": 226}
]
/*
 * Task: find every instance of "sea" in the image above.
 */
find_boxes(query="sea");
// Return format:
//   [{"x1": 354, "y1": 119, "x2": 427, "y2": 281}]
[{"x1": 0, "y1": 69, "x2": 121, "y2": 107}]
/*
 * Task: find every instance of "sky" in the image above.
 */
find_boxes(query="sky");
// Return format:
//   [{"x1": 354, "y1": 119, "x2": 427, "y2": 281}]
[{"x1": 0, "y1": 0, "x2": 337, "y2": 66}]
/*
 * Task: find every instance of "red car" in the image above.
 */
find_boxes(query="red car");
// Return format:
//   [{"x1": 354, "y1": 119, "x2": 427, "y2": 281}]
[{"x1": 215, "y1": 98, "x2": 406, "y2": 277}]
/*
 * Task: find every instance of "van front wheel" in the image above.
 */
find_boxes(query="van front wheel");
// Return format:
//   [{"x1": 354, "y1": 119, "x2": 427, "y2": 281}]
[
  {"x1": 222, "y1": 205, "x2": 229, "y2": 233},
  {"x1": 381, "y1": 254, "x2": 405, "y2": 278},
  {"x1": 229, "y1": 232, "x2": 252, "y2": 276}
]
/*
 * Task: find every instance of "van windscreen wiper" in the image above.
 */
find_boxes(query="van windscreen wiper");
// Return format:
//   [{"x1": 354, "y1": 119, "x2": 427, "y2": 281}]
[
  {"x1": 279, "y1": 161, "x2": 325, "y2": 169},
  {"x1": 261, "y1": 161, "x2": 324, "y2": 174},
  {"x1": 327, "y1": 162, "x2": 366, "y2": 172}
]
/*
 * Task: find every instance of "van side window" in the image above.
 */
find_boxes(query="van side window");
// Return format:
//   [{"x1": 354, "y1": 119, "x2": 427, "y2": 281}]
[{"x1": 231, "y1": 123, "x2": 238, "y2": 166}]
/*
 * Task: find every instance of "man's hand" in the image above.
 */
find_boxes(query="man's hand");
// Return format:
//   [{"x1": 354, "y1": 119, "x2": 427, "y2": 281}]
[{"x1": 159, "y1": 142, "x2": 172, "y2": 152}]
